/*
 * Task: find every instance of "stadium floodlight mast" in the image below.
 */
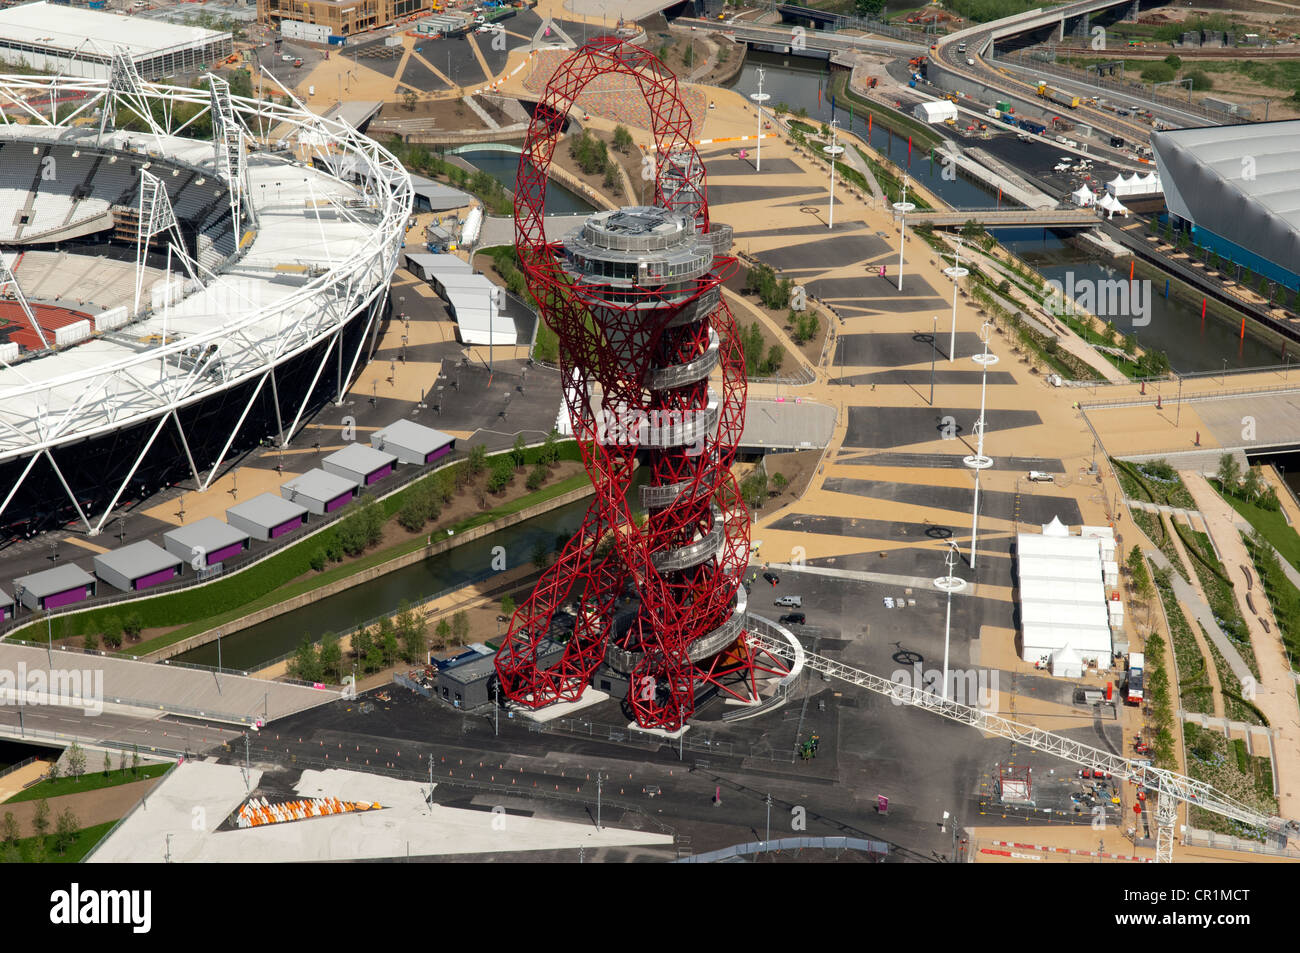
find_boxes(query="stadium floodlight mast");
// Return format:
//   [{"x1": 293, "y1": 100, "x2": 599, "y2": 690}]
[
  {"x1": 892, "y1": 173, "x2": 915, "y2": 292},
  {"x1": 965, "y1": 319, "x2": 998, "y2": 570},
  {"x1": 933, "y1": 539, "x2": 967, "y2": 701},
  {"x1": 750, "y1": 67, "x2": 770, "y2": 172},
  {"x1": 943, "y1": 242, "x2": 969, "y2": 362},
  {"x1": 822, "y1": 118, "x2": 844, "y2": 229}
]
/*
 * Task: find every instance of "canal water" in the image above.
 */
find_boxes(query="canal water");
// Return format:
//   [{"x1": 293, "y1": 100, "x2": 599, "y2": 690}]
[
  {"x1": 726, "y1": 51, "x2": 1000, "y2": 210},
  {"x1": 175, "y1": 493, "x2": 596, "y2": 671},
  {"x1": 457, "y1": 149, "x2": 597, "y2": 216},
  {"x1": 990, "y1": 229, "x2": 1283, "y2": 373}
]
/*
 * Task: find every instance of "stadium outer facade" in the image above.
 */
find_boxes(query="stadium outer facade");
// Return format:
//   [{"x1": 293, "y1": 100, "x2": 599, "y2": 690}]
[
  {"x1": 1151, "y1": 120, "x2": 1300, "y2": 293},
  {"x1": 0, "y1": 67, "x2": 411, "y2": 542}
]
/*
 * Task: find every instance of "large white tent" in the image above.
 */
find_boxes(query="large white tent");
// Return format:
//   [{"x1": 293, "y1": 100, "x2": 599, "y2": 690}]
[{"x1": 1017, "y1": 521, "x2": 1113, "y2": 673}]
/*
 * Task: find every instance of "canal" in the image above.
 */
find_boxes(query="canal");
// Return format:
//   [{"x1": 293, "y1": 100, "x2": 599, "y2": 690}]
[
  {"x1": 175, "y1": 492, "x2": 597, "y2": 671},
  {"x1": 456, "y1": 149, "x2": 597, "y2": 216}
]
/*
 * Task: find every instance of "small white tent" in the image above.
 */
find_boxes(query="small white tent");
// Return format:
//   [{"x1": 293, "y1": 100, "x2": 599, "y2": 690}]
[
  {"x1": 1050, "y1": 644, "x2": 1084, "y2": 678},
  {"x1": 1042, "y1": 515, "x2": 1070, "y2": 537},
  {"x1": 1070, "y1": 185, "x2": 1095, "y2": 206},
  {"x1": 913, "y1": 100, "x2": 958, "y2": 124}
]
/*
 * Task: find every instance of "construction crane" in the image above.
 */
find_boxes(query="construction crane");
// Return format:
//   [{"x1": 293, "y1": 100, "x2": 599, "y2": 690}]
[{"x1": 744, "y1": 628, "x2": 1297, "y2": 863}]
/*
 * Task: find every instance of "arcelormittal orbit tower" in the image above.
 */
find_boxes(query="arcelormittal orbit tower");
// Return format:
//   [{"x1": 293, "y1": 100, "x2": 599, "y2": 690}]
[{"x1": 494, "y1": 39, "x2": 790, "y2": 730}]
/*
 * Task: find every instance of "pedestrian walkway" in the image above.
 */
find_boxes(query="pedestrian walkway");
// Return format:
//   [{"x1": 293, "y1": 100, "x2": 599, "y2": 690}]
[
  {"x1": 1144, "y1": 548, "x2": 1253, "y2": 688},
  {"x1": 1182, "y1": 470, "x2": 1300, "y2": 811}
]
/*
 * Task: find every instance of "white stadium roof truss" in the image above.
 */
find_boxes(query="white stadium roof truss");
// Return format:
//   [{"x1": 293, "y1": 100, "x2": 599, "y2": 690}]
[{"x1": 0, "y1": 71, "x2": 412, "y2": 535}]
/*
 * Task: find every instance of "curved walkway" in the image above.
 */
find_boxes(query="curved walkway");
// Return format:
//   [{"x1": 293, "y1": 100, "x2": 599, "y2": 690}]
[{"x1": 1183, "y1": 471, "x2": 1300, "y2": 811}]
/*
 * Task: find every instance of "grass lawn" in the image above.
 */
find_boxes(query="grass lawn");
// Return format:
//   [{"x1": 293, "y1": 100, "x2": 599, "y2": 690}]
[
  {"x1": 1217, "y1": 487, "x2": 1300, "y2": 570},
  {"x1": 0, "y1": 820, "x2": 116, "y2": 863},
  {"x1": 5, "y1": 764, "x2": 170, "y2": 804}
]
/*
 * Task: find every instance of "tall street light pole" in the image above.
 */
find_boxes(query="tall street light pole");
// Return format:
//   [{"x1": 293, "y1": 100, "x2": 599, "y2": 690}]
[
  {"x1": 934, "y1": 540, "x2": 967, "y2": 701},
  {"x1": 965, "y1": 320, "x2": 998, "y2": 570},
  {"x1": 823, "y1": 118, "x2": 843, "y2": 230},
  {"x1": 944, "y1": 242, "x2": 968, "y2": 363},
  {"x1": 750, "y1": 67, "x2": 769, "y2": 173},
  {"x1": 929, "y1": 314, "x2": 937, "y2": 406},
  {"x1": 893, "y1": 173, "x2": 915, "y2": 293}
]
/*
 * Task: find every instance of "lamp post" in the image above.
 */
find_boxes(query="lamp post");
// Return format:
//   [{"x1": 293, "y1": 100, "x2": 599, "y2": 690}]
[
  {"x1": 934, "y1": 540, "x2": 967, "y2": 701},
  {"x1": 929, "y1": 314, "x2": 937, "y2": 406},
  {"x1": 823, "y1": 118, "x2": 843, "y2": 230},
  {"x1": 893, "y1": 173, "x2": 915, "y2": 293},
  {"x1": 965, "y1": 320, "x2": 998, "y2": 570},
  {"x1": 944, "y1": 242, "x2": 969, "y2": 362},
  {"x1": 750, "y1": 67, "x2": 769, "y2": 173}
]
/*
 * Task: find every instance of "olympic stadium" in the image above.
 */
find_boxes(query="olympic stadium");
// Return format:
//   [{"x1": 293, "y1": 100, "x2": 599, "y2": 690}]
[{"x1": 0, "y1": 59, "x2": 410, "y2": 544}]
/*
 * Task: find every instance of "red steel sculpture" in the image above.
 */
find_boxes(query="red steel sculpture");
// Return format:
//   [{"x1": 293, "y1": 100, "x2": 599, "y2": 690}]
[{"x1": 495, "y1": 38, "x2": 788, "y2": 730}]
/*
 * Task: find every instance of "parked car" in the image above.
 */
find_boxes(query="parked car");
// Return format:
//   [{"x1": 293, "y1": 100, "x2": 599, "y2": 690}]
[
  {"x1": 763, "y1": 572, "x2": 780, "y2": 586},
  {"x1": 775, "y1": 595, "x2": 802, "y2": 608},
  {"x1": 779, "y1": 612, "x2": 806, "y2": 625},
  {"x1": 281, "y1": 53, "x2": 294, "y2": 62}
]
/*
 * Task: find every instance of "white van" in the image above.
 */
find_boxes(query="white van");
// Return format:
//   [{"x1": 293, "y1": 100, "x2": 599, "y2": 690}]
[{"x1": 1027, "y1": 470, "x2": 1054, "y2": 483}]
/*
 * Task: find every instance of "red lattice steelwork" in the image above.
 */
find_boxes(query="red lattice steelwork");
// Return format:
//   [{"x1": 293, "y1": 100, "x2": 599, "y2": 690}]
[{"x1": 494, "y1": 38, "x2": 788, "y2": 731}]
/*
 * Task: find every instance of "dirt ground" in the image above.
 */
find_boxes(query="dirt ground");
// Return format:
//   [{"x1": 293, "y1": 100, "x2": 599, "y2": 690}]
[
  {"x1": 550, "y1": 128, "x2": 635, "y2": 205},
  {"x1": 723, "y1": 270, "x2": 810, "y2": 376},
  {"x1": 737, "y1": 449, "x2": 823, "y2": 516},
  {"x1": 374, "y1": 97, "x2": 489, "y2": 129}
]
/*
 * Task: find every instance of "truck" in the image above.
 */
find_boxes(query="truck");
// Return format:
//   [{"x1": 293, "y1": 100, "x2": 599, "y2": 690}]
[
  {"x1": 1125, "y1": 652, "x2": 1145, "y2": 706},
  {"x1": 1017, "y1": 117, "x2": 1046, "y2": 135},
  {"x1": 1036, "y1": 82, "x2": 1080, "y2": 109}
]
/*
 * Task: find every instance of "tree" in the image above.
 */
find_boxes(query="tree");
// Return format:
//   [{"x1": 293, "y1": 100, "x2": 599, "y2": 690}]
[
  {"x1": 613, "y1": 125, "x2": 633, "y2": 153},
  {"x1": 53, "y1": 809, "x2": 79, "y2": 855},
  {"x1": 467, "y1": 444, "x2": 488, "y2": 478},
  {"x1": 353, "y1": 626, "x2": 373, "y2": 669},
  {"x1": 854, "y1": 0, "x2": 885, "y2": 15},
  {"x1": 452, "y1": 610, "x2": 470, "y2": 645},
  {"x1": 527, "y1": 462, "x2": 548, "y2": 491},
  {"x1": 82, "y1": 632, "x2": 99, "y2": 652},
  {"x1": 1186, "y1": 69, "x2": 1212, "y2": 91},
  {"x1": 310, "y1": 548, "x2": 327, "y2": 571},
  {"x1": 403, "y1": 88, "x2": 418, "y2": 111},
  {"x1": 290, "y1": 634, "x2": 323, "y2": 683},
  {"x1": 103, "y1": 752, "x2": 111, "y2": 778},
  {"x1": 396, "y1": 601, "x2": 427, "y2": 664},
  {"x1": 47, "y1": 760, "x2": 59, "y2": 782},
  {"x1": 365, "y1": 639, "x2": 384, "y2": 674},
  {"x1": 319, "y1": 631, "x2": 343, "y2": 683},
  {"x1": 379, "y1": 617, "x2": 400, "y2": 667},
  {"x1": 124, "y1": 612, "x2": 144, "y2": 641},
  {"x1": 66, "y1": 742, "x2": 85, "y2": 782},
  {"x1": 511, "y1": 434, "x2": 528, "y2": 469},
  {"x1": 532, "y1": 539, "x2": 551, "y2": 571},
  {"x1": 1163, "y1": 53, "x2": 1182, "y2": 70},
  {"x1": 0, "y1": 813, "x2": 17, "y2": 847},
  {"x1": 772, "y1": 472, "x2": 789, "y2": 495},
  {"x1": 501, "y1": 594, "x2": 517, "y2": 617},
  {"x1": 31, "y1": 799, "x2": 50, "y2": 841},
  {"x1": 488, "y1": 455, "x2": 514, "y2": 493},
  {"x1": 1241, "y1": 466, "x2": 1263, "y2": 502},
  {"x1": 131, "y1": 746, "x2": 140, "y2": 777},
  {"x1": 1216, "y1": 453, "x2": 1242, "y2": 495},
  {"x1": 101, "y1": 616, "x2": 123, "y2": 650},
  {"x1": 542, "y1": 429, "x2": 560, "y2": 466},
  {"x1": 435, "y1": 618, "x2": 452, "y2": 649}
]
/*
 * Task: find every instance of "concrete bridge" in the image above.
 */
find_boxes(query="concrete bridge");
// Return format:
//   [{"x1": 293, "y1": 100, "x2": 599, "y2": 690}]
[
  {"x1": 679, "y1": 17, "x2": 922, "y2": 57},
  {"x1": 907, "y1": 208, "x2": 1099, "y2": 229},
  {"x1": 945, "y1": 0, "x2": 1149, "y2": 54}
]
